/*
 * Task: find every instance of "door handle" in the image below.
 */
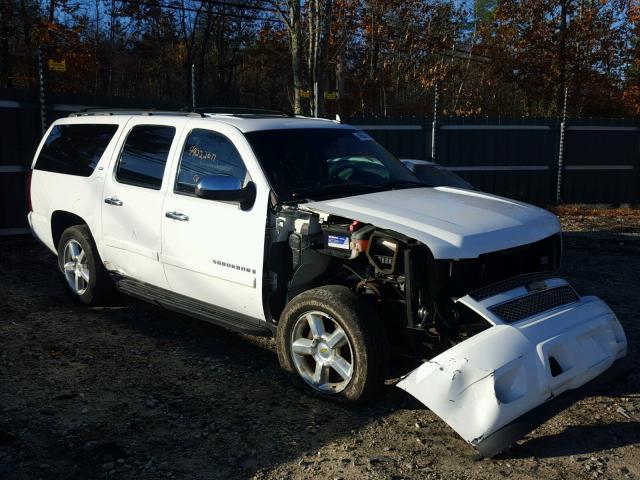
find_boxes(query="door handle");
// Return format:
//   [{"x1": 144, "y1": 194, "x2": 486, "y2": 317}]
[
  {"x1": 104, "y1": 197, "x2": 123, "y2": 206},
  {"x1": 165, "y1": 211, "x2": 189, "y2": 221}
]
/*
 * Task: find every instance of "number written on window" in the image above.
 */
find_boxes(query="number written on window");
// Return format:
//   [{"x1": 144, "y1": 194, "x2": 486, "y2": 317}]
[{"x1": 175, "y1": 129, "x2": 248, "y2": 194}]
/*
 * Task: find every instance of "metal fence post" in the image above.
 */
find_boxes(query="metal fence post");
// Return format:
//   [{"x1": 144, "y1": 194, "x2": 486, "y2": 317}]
[
  {"x1": 191, "y1": 63, "x2": 196, "y2": 110},
  {"x1": 431, "y1": 84, "x2": 438, "y2": 161},
  {"x1": 38, "y1": 46, "x2": 47, "y2": 134},
  {"x1": 556, "y1": 87, "x2": 568, "y2": 203},
  {"x1": 313, "y1": 81, "x2": 319, "y2": 118}
]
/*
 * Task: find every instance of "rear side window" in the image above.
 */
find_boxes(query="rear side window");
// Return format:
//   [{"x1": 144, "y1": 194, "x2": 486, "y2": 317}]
[
  {"x1": 34, "y1": 124, "x2": 118, "y2": 176},
  {"x1": 116, "y1": 125, "x2": 176, "y2": 190}
]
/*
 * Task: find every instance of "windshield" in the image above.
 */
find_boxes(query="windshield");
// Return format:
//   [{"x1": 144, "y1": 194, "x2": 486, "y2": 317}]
[
  {"x1": 410, "y1": 164, "x2": 474, "y2": 190},
  {"x1": 246, "y1": 128, "x2": 423, "y2": 201}
]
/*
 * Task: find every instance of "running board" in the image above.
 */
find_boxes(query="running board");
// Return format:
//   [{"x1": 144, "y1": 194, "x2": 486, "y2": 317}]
[{"x1": 113, "y1": 275, "x2": 273, "y2": 336}]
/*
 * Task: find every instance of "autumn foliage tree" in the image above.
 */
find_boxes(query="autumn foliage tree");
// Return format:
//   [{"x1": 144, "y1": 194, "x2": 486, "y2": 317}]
[{"x1": 0, "y1": 0, "x2": 637, "y2": 117}]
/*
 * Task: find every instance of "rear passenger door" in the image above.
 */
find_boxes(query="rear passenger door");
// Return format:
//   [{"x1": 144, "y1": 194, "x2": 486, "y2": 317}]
[
  {"x1": 160, "y1": 121, "x2": 269, "y2": 321},
  {"x1": 101, "y1": 118, "x2": 183, "y2": 288}
]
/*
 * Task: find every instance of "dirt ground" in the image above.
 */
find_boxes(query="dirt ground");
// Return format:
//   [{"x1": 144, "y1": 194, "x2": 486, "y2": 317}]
[{"x1": 1, "y1": 207, "x2": 639, "y2": 480}]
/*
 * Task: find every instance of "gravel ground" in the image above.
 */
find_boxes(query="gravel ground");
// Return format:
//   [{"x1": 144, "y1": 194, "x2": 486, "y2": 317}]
[{"x1": 1, "y1": 208, "x2": 639, "y2": 480}]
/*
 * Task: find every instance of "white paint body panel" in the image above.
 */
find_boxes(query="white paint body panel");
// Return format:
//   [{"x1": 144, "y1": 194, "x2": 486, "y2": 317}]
[
  {"x1": 29, "y1": 116, "x2": 128, "y2": 254},
  {"x1": 397, "y1": 294, "x2": 627, "y2": 446},
  {"x1": 304, "y1": 187, "x2": 560, "y2": 259},
  {"x1": 100, "y1": 116, "x2": 188, "y2": 288},
  {"x1": 159, "y1": 119, "x2": 270, "y2": 320}
]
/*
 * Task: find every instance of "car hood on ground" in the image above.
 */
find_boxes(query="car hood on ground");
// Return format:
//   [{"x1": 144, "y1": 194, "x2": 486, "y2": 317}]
[{"x1": 303, "y1": 187, "x2": 560, "y2": 259}]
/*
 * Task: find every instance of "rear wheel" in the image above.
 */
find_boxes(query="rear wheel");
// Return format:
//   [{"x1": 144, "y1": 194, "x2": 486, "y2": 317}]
[
  {"x1": 57, "y1": 225, "x2": 113, "y2": 305},
  {"x1": 277, "y1": 285, "x2": 389, "y2": 404}
]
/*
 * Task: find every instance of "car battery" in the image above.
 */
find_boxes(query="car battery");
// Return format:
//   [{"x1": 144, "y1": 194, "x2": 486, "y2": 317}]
[{"x1": 321, "y1": 221, "x2": 353, "y2": 257}]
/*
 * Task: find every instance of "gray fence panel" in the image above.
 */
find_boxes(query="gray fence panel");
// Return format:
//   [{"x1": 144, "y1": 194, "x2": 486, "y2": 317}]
[
  {"x1": 562, "y1": 125, "x2": 640, "y2": 203},
  {"x1": 433, "y1": 122, "x2": 559, "y2": 204},
  {"x1": 562, "y1": 170, "x2": 638, "y2": 204},
  {"x1": 0, "y1": 105, "x2": 42, "y2": 233},
  {"x1": 0, "y1": 106, "x2": 41, "y2": 168},
  {"x1": 0, "y1": 171, "x2": 28, "y2": 232}
]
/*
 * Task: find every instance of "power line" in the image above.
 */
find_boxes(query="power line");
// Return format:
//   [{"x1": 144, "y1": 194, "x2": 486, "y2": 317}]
[
  {"x1": 196, "y1": 0, "x2": 276, "y2": 13},
  {"x1": 116, "y1": 0, "x2": 284, "y2": 23}
]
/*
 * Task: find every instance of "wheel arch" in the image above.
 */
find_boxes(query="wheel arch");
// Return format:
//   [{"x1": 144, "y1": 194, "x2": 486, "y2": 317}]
[
  {"x1": 51, "y1": 211, "x2": 89, "y2": 252},
  {"x1": 276, "y1": 284, "x2": 390, "y2": 403}
]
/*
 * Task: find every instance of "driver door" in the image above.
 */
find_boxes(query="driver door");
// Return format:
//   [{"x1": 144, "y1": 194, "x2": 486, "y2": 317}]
[{"x1": 160, "y1": 120, "x2": 269, "y2": 321}]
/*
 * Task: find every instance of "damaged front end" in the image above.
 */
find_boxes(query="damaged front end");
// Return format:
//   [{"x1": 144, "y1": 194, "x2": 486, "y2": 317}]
[
  {"x1": 397, "y1": 272, "x2": 629, "y2": 457},
  {"x1": 266, "y1": 194, "x2": 629, "y2": 456}
]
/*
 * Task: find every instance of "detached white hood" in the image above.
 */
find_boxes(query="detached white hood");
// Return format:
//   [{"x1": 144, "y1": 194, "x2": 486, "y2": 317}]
[{"x1": 304, "y1": 187, "x2": 560, "y2": 259}]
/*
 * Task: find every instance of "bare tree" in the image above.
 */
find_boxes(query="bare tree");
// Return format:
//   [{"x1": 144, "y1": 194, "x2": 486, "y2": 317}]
[
  {"x1": 307, "y1": 0, "x2": 333, "y2": 116},
  {"x1": 270, "y1": 0, "x2": 304, "y2": 114}
]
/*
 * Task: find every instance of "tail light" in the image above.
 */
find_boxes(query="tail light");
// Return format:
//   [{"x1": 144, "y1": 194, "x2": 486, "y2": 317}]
[{"x1": 26, "y1": 169, "x2": 33, "y2": 213}]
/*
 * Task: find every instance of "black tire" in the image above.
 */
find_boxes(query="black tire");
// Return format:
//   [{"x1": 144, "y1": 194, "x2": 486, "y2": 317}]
[
  {"x1": 57, "y1": 225, "x2": 114, "y2": 305},
  {"x1": 276, "y1": 285, "x2": 390, "y2": 404}
]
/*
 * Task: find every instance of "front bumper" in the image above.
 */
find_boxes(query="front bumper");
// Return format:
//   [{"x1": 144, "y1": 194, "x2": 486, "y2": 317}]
[
  {"x1": 397, "y1": 274, "x2": 629, "y2": 457},
  {"x1": 475, "y1": 356, "x2": 632, "y2": 457}
]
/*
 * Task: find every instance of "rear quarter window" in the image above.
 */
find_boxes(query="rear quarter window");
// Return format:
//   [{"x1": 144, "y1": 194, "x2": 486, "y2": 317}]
[{"x1": 34, "y1": 124, "x2": 119, "y2": 176}]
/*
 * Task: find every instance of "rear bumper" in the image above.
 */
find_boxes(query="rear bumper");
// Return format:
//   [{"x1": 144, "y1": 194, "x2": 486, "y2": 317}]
[
  {"x1": 28, "y1": 211, "x2": 56, "y2": 254},
  {"x1": 475, "y1": 356, "x2": 633, "y2": 457}
]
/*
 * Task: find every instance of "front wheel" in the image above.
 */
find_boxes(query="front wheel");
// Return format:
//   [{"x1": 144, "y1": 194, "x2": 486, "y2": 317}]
[{"x1": 276, "y1": 285, "x2": 389, "y2": 404}]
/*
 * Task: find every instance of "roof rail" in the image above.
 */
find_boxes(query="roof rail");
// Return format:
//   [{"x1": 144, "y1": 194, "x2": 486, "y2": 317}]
[
  {"x1": 193, "y1": 106, "x2": 295, "y2": 117},
  {"x1": 69, "y1": 108, "x2": 204, "y2": 118}
]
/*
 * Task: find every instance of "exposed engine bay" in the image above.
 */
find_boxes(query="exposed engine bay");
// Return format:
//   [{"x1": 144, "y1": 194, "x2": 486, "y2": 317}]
[{"x1": 264, "y1": 204, "x2": 562, "y2": 358}]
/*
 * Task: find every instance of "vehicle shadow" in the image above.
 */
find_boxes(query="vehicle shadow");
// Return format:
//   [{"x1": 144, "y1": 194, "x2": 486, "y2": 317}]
[
  {"x1": 497, "y1": 370, "x2": 640, "y2": 459},
  {"x1": 506, "y1": 420, "x2": 640, "y2": 459}
]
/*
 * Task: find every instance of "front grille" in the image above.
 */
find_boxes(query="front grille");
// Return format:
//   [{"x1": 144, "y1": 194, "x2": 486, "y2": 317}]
[
  {"x1": 468, "y1": 271, "x2": 558, "y2": 301},
  {"x1": 489, "y1": 286, "x2": 579, "y2": 324}
]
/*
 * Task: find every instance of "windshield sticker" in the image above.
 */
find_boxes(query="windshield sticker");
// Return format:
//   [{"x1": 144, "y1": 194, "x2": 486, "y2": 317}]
[
  {"x1": 353, "y1": 131, "x2": 374, "y2": 141},
  {"x1": 188, "y1": 145, "x2": 217, "y2": 162}
]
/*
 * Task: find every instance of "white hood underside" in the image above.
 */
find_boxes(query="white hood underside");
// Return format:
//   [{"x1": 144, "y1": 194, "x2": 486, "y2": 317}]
[{"x1": 304, "y1": 187, "x2": 560, "y2": 259}]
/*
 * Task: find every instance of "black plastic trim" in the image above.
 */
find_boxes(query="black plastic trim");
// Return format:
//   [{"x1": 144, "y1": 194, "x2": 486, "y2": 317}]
[
  {"x1": 468, "y1": 271, "x2": 558, "y2": 302},
  {"x1": 113, "y1": 275, "x2": 273, "y2": 336}
]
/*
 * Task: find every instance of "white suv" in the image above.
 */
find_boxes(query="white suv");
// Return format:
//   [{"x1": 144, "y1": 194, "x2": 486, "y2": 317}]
[{"x1": 28, "y1": 109, "x2": 628, "y2": 457}]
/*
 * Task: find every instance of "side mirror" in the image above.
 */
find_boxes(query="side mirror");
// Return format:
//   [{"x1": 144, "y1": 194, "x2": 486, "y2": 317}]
[{"x1": 195, "y1": 174, "x2": 257, "y2": 211}]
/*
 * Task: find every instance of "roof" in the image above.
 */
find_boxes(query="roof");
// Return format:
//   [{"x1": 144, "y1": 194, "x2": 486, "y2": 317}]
[
  {"x1": 66, "y1": 108, "x2": 355, "y2": 133},
  {"x1": 204, "y1": 114, "x2": 352, "y2": 133}
]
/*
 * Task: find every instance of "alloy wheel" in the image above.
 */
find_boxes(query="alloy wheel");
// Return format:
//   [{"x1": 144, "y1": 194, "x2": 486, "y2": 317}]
[
  {"x1": 290, "y1": 311, "x2": 354, "y2": 393},
  {"x1": 62, "y1": 239, "x2": 90, "y2": 295}
]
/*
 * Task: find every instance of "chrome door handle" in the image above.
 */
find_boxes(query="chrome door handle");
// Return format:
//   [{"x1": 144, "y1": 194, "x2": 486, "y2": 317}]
[
  {"x1": 165, "y1": 211, "x2": 189, "y2": 221},
  {"x1": 104, "y1": 197, "x2": 123, "y2": 206}
]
